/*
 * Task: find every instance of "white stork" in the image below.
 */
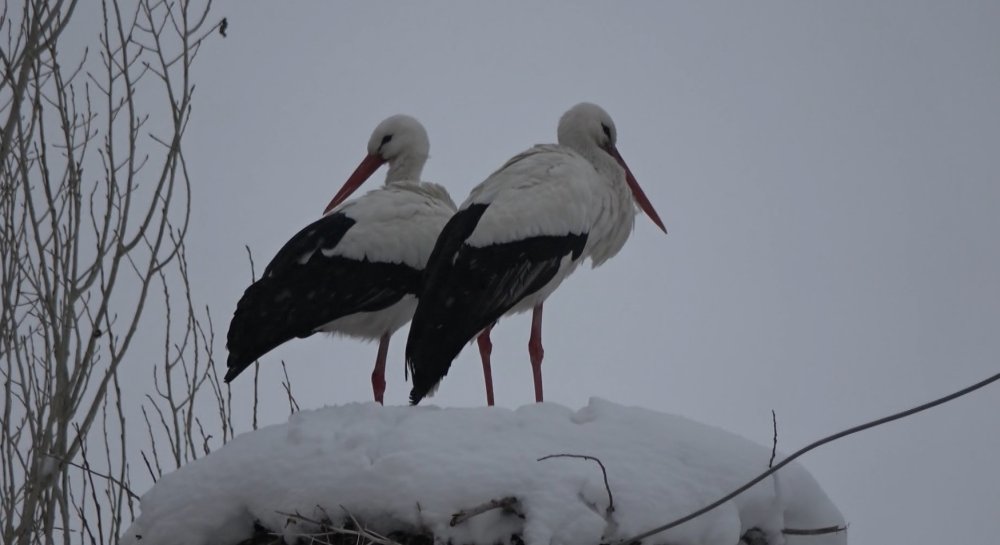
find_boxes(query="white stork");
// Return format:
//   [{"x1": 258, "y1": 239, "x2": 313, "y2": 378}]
[
  {"x1": 405, "y1": 102, "x2": 665, "y2": 405},
  {"x1": 226, "y1": 115, "x2": 456, "y2": 404}
]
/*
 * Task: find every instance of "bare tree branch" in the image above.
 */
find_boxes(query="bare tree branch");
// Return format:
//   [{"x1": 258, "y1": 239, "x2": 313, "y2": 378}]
[
  {"x1": 1, "y1": 2, "x2": 225, "y2": 543},
  {"x1": 43, "y1": 453, "x2": 139, "y2": 501}
]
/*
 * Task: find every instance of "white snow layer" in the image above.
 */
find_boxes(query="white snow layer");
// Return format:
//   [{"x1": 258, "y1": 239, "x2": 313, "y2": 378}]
[{"x1": 122, "y1": 399, "x2": 846, "y2": 545}]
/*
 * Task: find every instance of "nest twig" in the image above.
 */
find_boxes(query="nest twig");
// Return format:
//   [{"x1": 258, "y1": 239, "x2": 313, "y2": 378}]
[
  {"x1": 450, "y1": 496, "x2": 524, "y2": 527},
  {"x1": 537, "y1": 453, "x2": 615, "y2": 519}
]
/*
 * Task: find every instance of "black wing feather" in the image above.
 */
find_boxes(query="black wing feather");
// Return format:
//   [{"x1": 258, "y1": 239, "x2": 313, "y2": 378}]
[
  {"x1": 225, "y1": 212, "x2": 421, "y2": 382},
  {"x1": 405, "y1": 204, "x2": 587, "y2": 404}
]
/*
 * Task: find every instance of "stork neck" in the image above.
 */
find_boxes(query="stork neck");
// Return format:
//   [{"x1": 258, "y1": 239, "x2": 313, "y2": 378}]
[
  {"x1": 575, "y1": 143, "x2": 636, "y2": 266},
  {"x1": 573, "y1": 143, "x2": 624, "y2": 189},
  {"x1": 384, "y1": 153, "x2": 427, "y2": 184}
]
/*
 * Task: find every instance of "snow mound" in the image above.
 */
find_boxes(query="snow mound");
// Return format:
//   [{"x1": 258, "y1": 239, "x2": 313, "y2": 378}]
[{"x1": 121, "y1": 399, "x2": 846, "y2": 545}]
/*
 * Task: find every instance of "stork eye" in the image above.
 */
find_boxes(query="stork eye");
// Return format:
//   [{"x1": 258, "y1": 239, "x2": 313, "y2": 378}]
[
  {"x1": 380, "y1": 134, "x2": 393, "y2": 146},
  {"x1": 601, "y1": 124, "x2": 612, "y2": 139}
]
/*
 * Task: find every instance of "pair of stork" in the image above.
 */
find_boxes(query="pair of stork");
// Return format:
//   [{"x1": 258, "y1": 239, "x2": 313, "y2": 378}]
[{"x1": 224, "y1": 103, "x2": 666, "y2": 405}]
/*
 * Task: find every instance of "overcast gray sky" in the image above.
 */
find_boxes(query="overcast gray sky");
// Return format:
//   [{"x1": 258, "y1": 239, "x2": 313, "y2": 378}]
[{"x1": 110, "y1": 2, "x2": 1000, "y2": 543}]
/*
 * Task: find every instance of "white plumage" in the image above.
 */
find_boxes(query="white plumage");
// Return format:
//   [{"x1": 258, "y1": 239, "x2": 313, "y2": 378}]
[
  {"x1": 464, "y1": 145, "x2": 596, "y2": 247},
  {"x1": 329, "y1": 182, "x2": 456, "y2": 275},
  {"x1": 226, "y1": 115, "x2": 455, "y2": 404},
  {"x1": 406, "y1": 102, "x2": 666, "y2": 405},
  {"x1": 317, "y1": 182, "x2": 455, "y2": 339}
]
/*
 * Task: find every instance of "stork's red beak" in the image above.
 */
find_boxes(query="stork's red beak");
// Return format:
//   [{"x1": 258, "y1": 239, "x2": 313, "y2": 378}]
[
  {"x1": 323, "y1": 154, "x2": 387, "y2": 214},
  {"x1": 607, "y1": 146, "x2": 667, "y2": 234}
]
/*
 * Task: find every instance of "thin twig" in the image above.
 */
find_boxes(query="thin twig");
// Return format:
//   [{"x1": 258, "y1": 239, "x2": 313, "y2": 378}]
[
  {"x1": 340, "y1": 505, "x2": 402, "y2": 545},
  {"x1": 280, "y1": 360, "x2": 299, "y2": 414},
  {"x1": 609, "y1": 369, "x2": 1000, "y2": 545},
  {"x1": 275, "y1": 508, "x2": 406, "y2": 545},
  {"x1": 46, "y1": 453, "x2": 139, "y2": 501},
  {"x1": 783, "y1": 525, "x2": 847, "y2": 536},
  {"x1": 768, "y1": 409, "x2": 777, "y2": 469},
  {"x1": 246, "y1": 244, "x2": 260, "y2": 431},
  {"x1": 538, "y1": 453, "x2": 615, "y2": 516},
  {"x1": 244, "y1": 244, "x2": 256, "y2": 281},
  {"x1": 449, "y1": 496, "x2": 522, "y2": 527},
  {"x1": 140, "y1": 451, "x2": 157, "y2": 484}
]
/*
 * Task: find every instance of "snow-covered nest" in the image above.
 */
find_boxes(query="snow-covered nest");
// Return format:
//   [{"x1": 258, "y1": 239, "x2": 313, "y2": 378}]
[{"x1": 122, "y1": 399, "x2": 846, "y2": 545}]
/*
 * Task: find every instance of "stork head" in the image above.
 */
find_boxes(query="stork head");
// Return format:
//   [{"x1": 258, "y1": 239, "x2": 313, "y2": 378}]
[
  {"x1": 324, "y1": 115, "x2": 430, "y2": 214},
  {"x1": 558, "y1": 102, "x2": 618, "y2": 151},
  {"x1": 558, "y1": 103, "x2": 667, "y2": 234}
]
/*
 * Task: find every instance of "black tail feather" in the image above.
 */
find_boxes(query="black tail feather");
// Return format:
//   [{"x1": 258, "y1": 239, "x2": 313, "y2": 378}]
[
  {"x1": 225, "y1": 258, "x2": 419, "y2": 383},
  {"x1": 405, "y1": 204, "x2": 587, "y2": 404},
  {"x1": 224, "y1": 276, "x2": 310, "y2": 382},
  {"x1": 224, "y1": 356, "x2": 253, "y2": 383},
  {"x1": 405, "y1": 205, "x2": 490, "y2": 404}
]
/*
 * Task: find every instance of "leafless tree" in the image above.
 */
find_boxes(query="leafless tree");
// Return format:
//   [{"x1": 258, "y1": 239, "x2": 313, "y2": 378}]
[{"x1": 0, "y1": 1, "x2": 226, "y2": 544}]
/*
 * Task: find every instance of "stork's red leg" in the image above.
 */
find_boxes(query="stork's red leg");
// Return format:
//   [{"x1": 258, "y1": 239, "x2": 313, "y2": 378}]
[
  {"x1": 477, "y1": 327, "x2": 495, "y2": 406},
  {"x1": 372, "y1": 333, "x2": 390, "y2": 404},
  {"x1": 529, "y1": 304, "x2": 545, "y2": 402}
]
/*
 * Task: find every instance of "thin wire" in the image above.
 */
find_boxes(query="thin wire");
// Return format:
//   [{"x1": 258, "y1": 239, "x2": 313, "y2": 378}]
[{"x1": 611, "y1": 369, "x2": 1000, "y2": 545}]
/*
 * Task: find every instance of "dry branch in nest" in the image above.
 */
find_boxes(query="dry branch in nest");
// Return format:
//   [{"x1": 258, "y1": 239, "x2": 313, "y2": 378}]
[
  {"x1": 450, "y1": 496, "x2": 524, "y2": 527},
  {"x1": 235, "y1": 499, "x2": 535, "y2": 545},
  {"x1": 236, "y1": 512, "x2": 432, "y2": 545}
]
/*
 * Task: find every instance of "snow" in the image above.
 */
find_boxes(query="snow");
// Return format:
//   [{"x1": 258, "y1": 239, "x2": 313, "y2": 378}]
[{"x1": 121, "y1": 399, "x2": 846, "y2": 545}]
